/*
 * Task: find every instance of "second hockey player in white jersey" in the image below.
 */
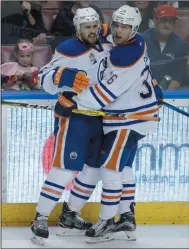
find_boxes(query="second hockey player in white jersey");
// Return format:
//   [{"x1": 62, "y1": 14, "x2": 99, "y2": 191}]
[{"x1": 64, "y1": 5, "x2": 163, "y2": 243}]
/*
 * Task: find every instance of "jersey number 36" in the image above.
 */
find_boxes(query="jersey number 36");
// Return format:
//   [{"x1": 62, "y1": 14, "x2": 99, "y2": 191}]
[{"x1": 139, "y1": 65, "x2": 153, "y2": 100}]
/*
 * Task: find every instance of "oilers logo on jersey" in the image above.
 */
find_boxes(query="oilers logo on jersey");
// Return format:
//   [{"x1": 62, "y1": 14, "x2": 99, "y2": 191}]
[
  {"x1": 97, "y1": 57, "x2": 108, "y2": 81},
  {"x1": 70, "y1": 152, "x2": 78, "y2": 160}
]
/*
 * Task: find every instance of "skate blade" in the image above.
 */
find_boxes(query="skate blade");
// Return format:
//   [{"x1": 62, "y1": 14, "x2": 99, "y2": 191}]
[
  {"x1": 85, "y1": 233, "x2": 115, "y2": 244},
  {"x1": 56, "y1": 227, "x2": 85, "y2": 236},
  {"x1": 30, "y1": 233, "x2": 46, "y2": 246},
  {"x1": 125, "y1": 230, "x2": 136, "y2": 241}
]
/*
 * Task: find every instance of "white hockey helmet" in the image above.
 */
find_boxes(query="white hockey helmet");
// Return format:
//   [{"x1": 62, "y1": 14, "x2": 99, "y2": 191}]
[
  {"x1": 73, "y1": 7, "x2": 100, "y2": 34},
  {"x1": 112, "y1": 5, "x2": 142, "y2": 39}
]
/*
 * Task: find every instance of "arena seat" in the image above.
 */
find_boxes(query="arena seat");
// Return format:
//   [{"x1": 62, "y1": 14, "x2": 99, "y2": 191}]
[
  {"x1": 43, "y1": 1, "x2": 64, "y2": 9},
  {"x1": 109, "y1": 1, "x2": 127, "y2": 9},
  {"x1": 174, "y1": 9, "x2": 189, "y2": 40},
  {"x1": 42, "y1": 9, "x2": 59, "y2": 32},
  {"x1": 102, "y1": 9, "x2": 113, "y2": 24},
  {"x1": 177, "y1": 9, "x2": 189, "y2": 17},
  {"x1": 1, "y1": 45, "x2": 52, "y2": 68}
]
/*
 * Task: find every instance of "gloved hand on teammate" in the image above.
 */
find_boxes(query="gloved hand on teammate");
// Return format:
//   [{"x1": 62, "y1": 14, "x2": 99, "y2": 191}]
[
  {"x1": 152, "y1": 79, "x2": 164, "y2": 104},
  {"x1": 54, "y1": 92, "x2": 78, "y2": 118},
  {"x1": 53, "y1": 67, "x2": 90, "y2": 93}
]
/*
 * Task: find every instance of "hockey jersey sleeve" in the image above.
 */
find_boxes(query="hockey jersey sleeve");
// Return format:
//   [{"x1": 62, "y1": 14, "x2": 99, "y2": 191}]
[
  {"x1": 38, "y1": 50, "x2": 76, "y2": 95},
  {"x1": 74, "y1": 41, "x2": 146, "y2": 110}
]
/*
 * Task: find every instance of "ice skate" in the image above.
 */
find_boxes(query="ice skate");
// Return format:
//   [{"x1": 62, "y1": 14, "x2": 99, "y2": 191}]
[
  {"x1": 114, "y1": 202, "x2": 136, "y2": 241},
  {"x1": 56, "y1": 202, "x2": 92, "y2": 236},
  {"x1": 85, "y1": 218, "x2": 115, "y2": 244},
  {"x1": 30, "y1": 212, "x2": 49, "y2": 246}
]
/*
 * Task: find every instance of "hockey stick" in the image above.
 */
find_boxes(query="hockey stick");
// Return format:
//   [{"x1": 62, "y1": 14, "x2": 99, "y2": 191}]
[
  {"x1": 1, "y1": 100, "x2": 54, "y2": 110},
  {"x1": 152, "y1": 81, "x2": 189, "y2": 118},
  {"x1": 1, "y1": 100, "x2": 160, "y2": 121},
  {"x1": 161, "y1": 100, "x2": 189, "y2": 118},
  {"x1": 72, "y1": 109, "x2": 160, "y2": 121}
]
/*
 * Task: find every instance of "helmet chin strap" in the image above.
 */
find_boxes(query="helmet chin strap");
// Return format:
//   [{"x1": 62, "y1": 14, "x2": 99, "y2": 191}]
[{"x1": 128, "y1": 31, "x2": 136, "y2": 41}]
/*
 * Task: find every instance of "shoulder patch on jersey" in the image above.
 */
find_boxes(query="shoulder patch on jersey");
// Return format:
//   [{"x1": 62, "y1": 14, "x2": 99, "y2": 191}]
[
  {"x1": 56, "y1": 38, "x2": 92, "y2": 57},
  {"x1": 110, "y1": 34, "x2": 145, "y2": 67}
]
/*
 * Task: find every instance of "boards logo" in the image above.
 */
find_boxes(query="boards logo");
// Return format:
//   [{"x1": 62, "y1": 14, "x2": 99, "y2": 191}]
[{"x1": 135, "y1": 143, "x2": 189, "y2": 171}]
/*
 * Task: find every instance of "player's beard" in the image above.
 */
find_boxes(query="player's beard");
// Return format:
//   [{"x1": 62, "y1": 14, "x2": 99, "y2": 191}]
[{"x1": 80, "y1": 33, "x2": 98, "y2": 46}]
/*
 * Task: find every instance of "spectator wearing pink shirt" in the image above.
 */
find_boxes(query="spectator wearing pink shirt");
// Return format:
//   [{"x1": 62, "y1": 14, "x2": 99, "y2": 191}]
[{"x1": 1, "y1": 39, "x2": 40, "y2": 90}]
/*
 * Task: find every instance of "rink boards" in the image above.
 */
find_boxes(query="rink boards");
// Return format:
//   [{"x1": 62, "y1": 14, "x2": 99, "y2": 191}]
[
  {"x1": 1, "y1": 91, "x2": 189, "y2": 226},
  {"x1": 2, "y1": 202, "x2": 189, "y2": 226}
]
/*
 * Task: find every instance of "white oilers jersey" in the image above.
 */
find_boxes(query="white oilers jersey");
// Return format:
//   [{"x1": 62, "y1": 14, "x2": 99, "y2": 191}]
[
  {"x1": 39, "y1": 37, "x2": 112, "y2": 95},
  {"x1": 74, "y1": 34, "x2": 160, "y2": 135}
]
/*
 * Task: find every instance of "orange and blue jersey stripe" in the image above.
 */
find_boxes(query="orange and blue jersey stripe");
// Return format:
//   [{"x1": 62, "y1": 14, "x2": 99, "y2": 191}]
[
  {"x1": 40, "y1": 180, "x2": 65, "y2": 201},
  {"x1": 103, "y1": 130, "x2": 130, "y2": 171},
  {"x1": 121, "y1": 183, "x2": 135, "y2": 201},
  {"x1": 70, "y1": 178, "x2": 96, "y2": 200},
  {"x1": 103, "y1": 100, "x2": 159, "y2": 114},
  {"x1": 89, "y1": 82, "x2": 117, "y2": 108},
  {"x1": 101, "y1": 188, "x2": 122, "y2": 206},
  {"x1": 99, "y1": 129, "x2": 143, "y2": 172},
  {"x1": 52, "y1": 117, "x2": 70, "y2": 169},
  {"x1": 103, "y1": 102, "x2": 160, "y2": 127}
]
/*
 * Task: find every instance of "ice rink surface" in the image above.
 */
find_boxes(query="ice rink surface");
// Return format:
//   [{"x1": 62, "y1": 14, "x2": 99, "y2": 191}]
[{"x1": 2, "y1": 225, "x2": 189, "y2": 248}]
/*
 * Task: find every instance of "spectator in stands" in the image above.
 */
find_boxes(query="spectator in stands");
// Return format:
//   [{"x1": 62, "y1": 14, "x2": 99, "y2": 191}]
[
  {"x1": 185, "y1": 35, "x2": 189, "y2": 44},
  {"x1": 51, "y1": 1, "x2": 104, "y2": 36},
  {"x1": 182, "y1": 56, "x2": 189, "y2": 88},
  {"x1": 128, "y1": 1, "x2": 158, "y2": 33},
  {"x1": 1, "y1": 39, "x2": 40, "y2": 91},
  {"x1": 1, "y1": 1, "x2": 48, "y2": 44},
  {"x1": 143, "y1": 4, "x2": 188, "y2": 89},
  {"x1": 166, "y1": 1, "x2": 189, "y2": 9}
]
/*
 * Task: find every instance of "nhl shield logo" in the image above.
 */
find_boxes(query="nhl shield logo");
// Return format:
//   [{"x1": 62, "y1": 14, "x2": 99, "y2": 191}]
[{"x1": 89, "y1": 53, "x2": 97, "y2": 65}]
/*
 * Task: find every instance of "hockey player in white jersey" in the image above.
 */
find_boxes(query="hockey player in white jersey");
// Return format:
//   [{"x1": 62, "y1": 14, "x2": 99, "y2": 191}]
[
  {"x1": 30, "y1": 7, "x2": 112, "y2": 245},
  {"x1": 63, "y1": 5, "x2": 163, "y2": 243}
]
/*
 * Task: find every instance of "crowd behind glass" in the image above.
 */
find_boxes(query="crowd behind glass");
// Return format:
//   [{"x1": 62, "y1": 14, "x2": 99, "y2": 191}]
[{"x1": 1, "y1": 1, "x2": 189, "y2": 91}]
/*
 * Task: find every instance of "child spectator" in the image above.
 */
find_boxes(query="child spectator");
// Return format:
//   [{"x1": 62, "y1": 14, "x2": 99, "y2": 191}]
[{"x1": 1, "y1": 39, "x2": 40, "y2": 91}]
